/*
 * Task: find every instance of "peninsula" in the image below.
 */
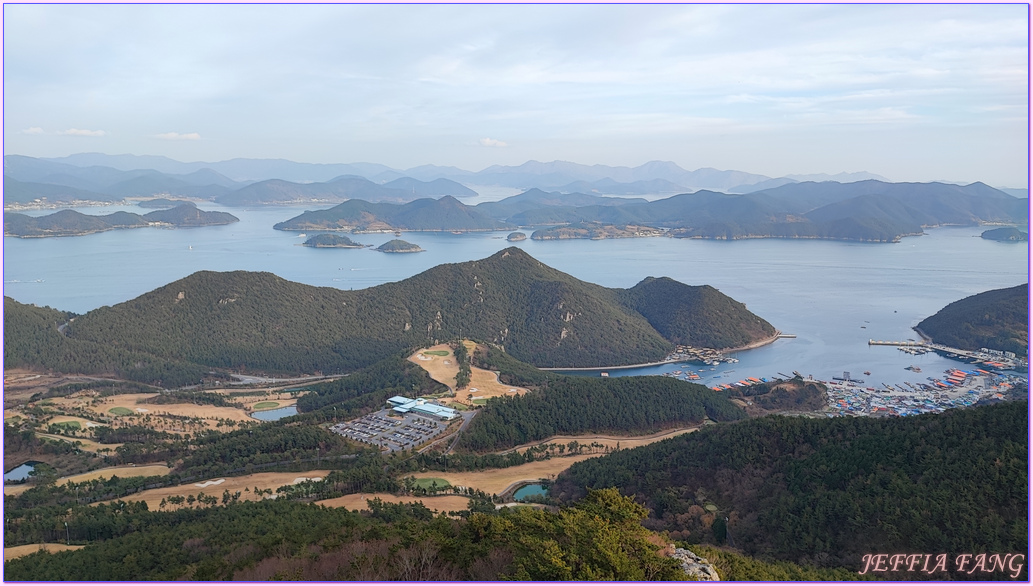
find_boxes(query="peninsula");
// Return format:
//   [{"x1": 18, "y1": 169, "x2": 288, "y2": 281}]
[{"x1": 3, "y1": 204, "x2": 238, "y2": 238}]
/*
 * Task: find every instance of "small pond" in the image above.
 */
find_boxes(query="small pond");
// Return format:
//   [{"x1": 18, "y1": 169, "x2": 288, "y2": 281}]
[
  {"x1": 513, "y1": 483, "x2": 548, "y2": 501},
  {"x1": 4, "y1": 462, "x2": 40, "y2": 482},
  {"x1": 250, "y1": 405, "x2": 298, "y2": 421}
]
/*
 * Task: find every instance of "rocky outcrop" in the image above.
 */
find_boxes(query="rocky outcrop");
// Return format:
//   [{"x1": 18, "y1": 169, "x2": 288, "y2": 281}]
[{"x1": 670, "y1": 548, "x2": 720, "y2": 581}]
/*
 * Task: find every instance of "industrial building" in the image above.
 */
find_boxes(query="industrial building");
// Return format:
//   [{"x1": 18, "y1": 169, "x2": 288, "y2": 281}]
[{"x1": 387, "y1": 396, "x2": 459, "y2": 420}]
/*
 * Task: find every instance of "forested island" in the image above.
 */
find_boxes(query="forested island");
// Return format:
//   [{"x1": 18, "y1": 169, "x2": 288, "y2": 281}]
[
  {"x1": 274, "y1": 196, "x2": 512, "y2": 233},
  {"x1": 981, "y1": 226, "x2": 1029, "y2": 242},
  {"x1": 916, "y1": 283, "x2": 1028, "y2": 357},
  {"x1": 302, "y1": 234, "x2": 367, "y2": 248},
  {"x1": 530, "y1": 222, "x2": 666, "y2": 240},
  {"x1": 506, "y1": 232, "x2": 526, "y2": 241},
  {"x1": 3, "y1": 204, "x2": 238, "y2": 238},
  {"x1": 4, "y1": 248, "x2": 775, "y2": 386},
  {"x1": 376, "y1": 239, "x2": 423, "y2": 253}
]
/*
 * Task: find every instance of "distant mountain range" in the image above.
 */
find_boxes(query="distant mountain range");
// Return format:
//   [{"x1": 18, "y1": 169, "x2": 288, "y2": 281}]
[{"x1": 6, "y1": 153, "x2": 918, "y2": 197}]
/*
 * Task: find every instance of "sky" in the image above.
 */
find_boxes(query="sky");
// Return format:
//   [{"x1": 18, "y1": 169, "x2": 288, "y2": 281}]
[{"x1": 3, "y1": 4, "x2": 1029, "y2": 187}]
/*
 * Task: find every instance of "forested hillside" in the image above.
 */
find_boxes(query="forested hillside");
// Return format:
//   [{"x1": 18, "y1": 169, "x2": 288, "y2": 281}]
[
  {"x1": 4, "y1": 489, "x2": 686, "y2": 581},
  {"x1": 8, "y1": 248, "x2": 776, "y2": 385},
  {"x1": 553, "y1": 401, "x2": 1028, "y2": 580},
  {"x1": 457, "y1": 376, "x2": 746, "y2": 452},
  {"x1": 916, "y1": 283, "x2": 1028, "y2": 356}
]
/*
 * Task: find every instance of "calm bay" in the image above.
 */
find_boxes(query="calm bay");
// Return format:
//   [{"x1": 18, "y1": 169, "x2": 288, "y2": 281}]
[{"x1": 3, "y1": 202, "x2": 1027, "y2": 389}]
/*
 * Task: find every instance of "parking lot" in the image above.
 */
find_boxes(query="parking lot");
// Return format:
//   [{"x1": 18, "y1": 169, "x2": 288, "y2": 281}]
[{"x1": 330, "y1": 409, "x2": 448, "y2": 452}]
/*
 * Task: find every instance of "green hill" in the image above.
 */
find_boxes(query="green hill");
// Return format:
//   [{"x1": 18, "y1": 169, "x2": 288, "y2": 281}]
[
  {"x1": 375, "y1": 239, "x2": 423, "y2": 252},
  {"x1": 981, "y1": 227, "x2": 1028, "y2": 242},
  {"x1": 8, "y1": 248, "x2": 776, "y2": 385},
  {"x1": 302, "y1": 234, "x2": 366, "y2": 248},
  {"x1": 274, "y1": 196, "x2": 513, "y2": 232},
  {"x1": 916, "y1": 283, "x2": 1028, "y2": 356},
  {"x1": 619, "y1": 277, "x2": 776, "y2": 349},
  {"x1": 553, "y1": 401, "x2": 1028, "y2": 580}
]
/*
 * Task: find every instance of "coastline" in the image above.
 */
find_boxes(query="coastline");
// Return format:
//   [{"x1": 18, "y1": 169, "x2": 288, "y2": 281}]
[{"x1": 544, "y1": 330, "x2": 783, "y2": 372}]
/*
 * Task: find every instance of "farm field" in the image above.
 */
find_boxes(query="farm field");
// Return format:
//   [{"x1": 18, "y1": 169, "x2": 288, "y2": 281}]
[
  {"x1": 94, "y1": 470, "x2": 333, "y2": 510},
  {"x1": 317, "y1": 493, "x2": 472, "y2": 513},
  {"x1": 409, "y1": 454, "x2": 599, "y2": 495}
]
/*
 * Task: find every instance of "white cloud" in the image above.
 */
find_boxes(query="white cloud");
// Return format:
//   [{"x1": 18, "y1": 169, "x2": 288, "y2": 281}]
[
  {"x1": 20, "y1": 127, "x2": 44, "y2": 135},
  {"x1": 479, "y1": 137, "x2": 507, "y2": 147},
  {"x1": 59, "y1": 128, "x2": 105, "y2": 137},
  {"x1": 154, "y1": 131, "x2": 201, "y2": 141}
]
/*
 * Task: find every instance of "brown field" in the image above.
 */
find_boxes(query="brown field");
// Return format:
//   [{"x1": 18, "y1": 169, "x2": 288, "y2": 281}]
[
  {"x1": 408, "y1": 344, "x2": 459, "y2": 389},
  {"x1": 409, "y1": 454, "x2": 599, "y2": 495},
  {"x1": 90, "y1": 393, "x2": 255, "y2": 422},
  {"x1": 409, "y1": 342, "x2": 528, "y2": 406},
  {"x1": 211, "y1": 388, "x2": 300, "y2": 411},
  {"x1": 5, "y1": 543, "x2": 85, "y2": 562},
  {"x1": 4, "y1": 464, "x2": 172, "y2": 497},
  {"x1": 317, "y1": 493, "x2": 472, "y2": 513},
  {"x1": 509, "y1": 427, "x2": 698, "y2": 454},
  {"x1": 95, "y1": 470, "x2": 333, "y2": 510},
  {"x1": 48, "y1": 415, "x2": 103, "y2": 428},
  {"x1": 64, "y1": 464, "x2": 172, "y2": 484}
]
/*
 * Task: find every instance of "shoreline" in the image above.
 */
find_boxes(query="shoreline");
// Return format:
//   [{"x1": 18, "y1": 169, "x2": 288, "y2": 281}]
[{"x1": 544, "y1": 330, "x2": 783, "y2": 372}]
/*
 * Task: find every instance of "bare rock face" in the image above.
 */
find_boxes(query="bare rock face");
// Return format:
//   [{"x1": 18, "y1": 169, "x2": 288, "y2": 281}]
[{"x1": 670, "y1": 548, "x2": 720, "y2": 581}]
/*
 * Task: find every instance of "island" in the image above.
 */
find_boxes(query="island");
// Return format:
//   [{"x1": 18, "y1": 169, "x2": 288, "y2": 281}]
[
  {"x1": 138, "y1": 198, "x2": 196, "y2": 209},
  {"x1": 981, "y1": 227, "x2": 1028, "y2": 242},
  {"x1": 531, "y1": 222, "x2": 666, "y2": 240},
  {"x1": 302, "y1": 234, "x2": 367, "y2": 248},
  {"x1": 506, "y1": 232, "x2": 527, "y2": 242},
  {"x1": 3, "y1": 204, "x2": 238, "y2": 238},
  {"x1": 376, "y1": 239, "x2": 424, "y2": 253}
]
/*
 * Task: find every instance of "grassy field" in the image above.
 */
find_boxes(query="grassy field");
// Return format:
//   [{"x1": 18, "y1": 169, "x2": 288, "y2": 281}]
[
  {"x1": 4, "y1": 544, "x2": 85, "y2": 562},
  {"x1": 107, "y1": 407, "x2": 134, "y2": 416},
  {"x1": 252, "y1": 402, "x2": 279, "y2": 410},
  {"x1": 62, "y1": 464, "x2": 172, "y2": 484},
  {"x1": 411, "y1": 477, "x2": 451, "y2": 490},
  {"x1": 508, "y1": 427, "x2": 699, "y2": 454},
  {"x1": 424, "y1": 350, "x2": 450, "y2": 356},
  {"x1": 317, "y1": 493, "x2": 471, "y2": 513}
]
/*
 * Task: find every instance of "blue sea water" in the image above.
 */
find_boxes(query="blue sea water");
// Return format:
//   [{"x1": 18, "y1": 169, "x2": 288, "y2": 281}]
[{"x1": 2, "y1": 202, "x2": 1028, "y2": 388}]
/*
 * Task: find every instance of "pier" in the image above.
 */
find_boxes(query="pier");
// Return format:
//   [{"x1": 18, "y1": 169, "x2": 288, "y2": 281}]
[{"x1": 868, "y1": 340, "x2": 924, "y2": 347}]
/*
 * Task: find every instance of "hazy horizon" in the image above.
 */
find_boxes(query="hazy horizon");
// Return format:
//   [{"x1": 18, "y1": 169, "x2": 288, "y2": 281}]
[{"x1": 4, "y1": 5, "x2": 1028, "y2": 187}]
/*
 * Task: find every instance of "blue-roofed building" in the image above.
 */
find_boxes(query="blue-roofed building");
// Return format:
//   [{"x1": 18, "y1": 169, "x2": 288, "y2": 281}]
[{"x1": 385, "y1": 397, "x2": 459, "y2": 420}]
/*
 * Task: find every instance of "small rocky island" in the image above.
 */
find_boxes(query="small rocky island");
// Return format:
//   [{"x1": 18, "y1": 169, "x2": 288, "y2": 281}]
[
  {"x1": 302, "y1": 234, "x2": 367, "y2": 248},
  {"x1": 507, "y1": 232, "x2": 527, "y2": 242},
  {"x1": 981, "y1": 227, "x2": 1028, "y2": 242},
  {"x1": 376, "y1": 239, "x2": 424, "y2": 253}
]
